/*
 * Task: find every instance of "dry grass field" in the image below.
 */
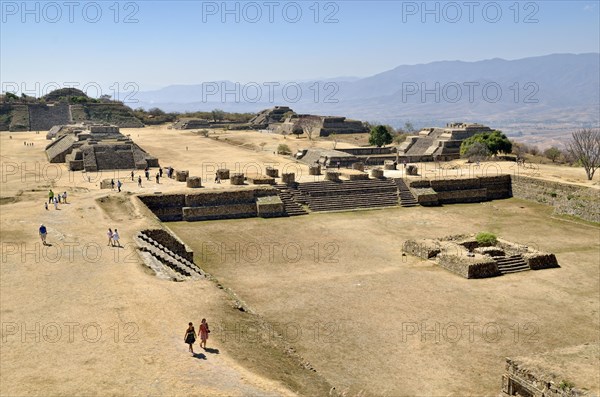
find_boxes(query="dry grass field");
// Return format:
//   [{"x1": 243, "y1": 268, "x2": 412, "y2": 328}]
[{"x1": 1, "y1": 126, "x2": 598, "y2": 396}]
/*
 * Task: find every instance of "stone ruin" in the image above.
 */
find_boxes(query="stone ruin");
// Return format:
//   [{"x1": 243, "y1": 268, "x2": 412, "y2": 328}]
[
  {"x1": 248, "y1": 106, "x2": 293, "y2": 128},
  {"x1": 171, "y1": 119, "x2": 210, "y2": 130},
  {"x1": 275, "y1": 114, "x2": 368, "y2": 137},
  {"x1": 501, "y1": 343, "x2": 598, "y2": 397},
  {"x1": 45, "y1": 123, "x2": 159, "y2": 171},
  {"x1": 137, "y1": 187, "x2": 285, "y2": 222},
  {"x1": 398, "y1": 122, "x2": 494, "y2": 162},
  {"x1": 134, "y1": 228, "x2": 205, "y2": 282},
  {"x1": 402, "y1": 234, "x2": 560, "y2": 279}
]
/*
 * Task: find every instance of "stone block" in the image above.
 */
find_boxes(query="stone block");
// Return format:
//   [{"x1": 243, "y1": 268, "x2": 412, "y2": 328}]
[
  {"x1": 281, "y1": 173, "x2": 295, "y2": 184},
  {"x1": 217, "y1": 169, "x2": 230, "y2": 179},
  {"x1": 230, "y1": 173, "x2": 245, "y2": 185},
  {"x1": 309, "y1": 165, "x2": 321, "y2": 176},
  {"x1": 175, "y1": 170, "x2": 189, "y2": 182},
  {"x1": 186, "y1": 177, "x2": 202, "y2": 188},
  {"x1": 265, "y1": 167, "x2": 279, "y2": 178},
  {"x1": 371, "y1": 168, "x2": 384, "y2": 179}
]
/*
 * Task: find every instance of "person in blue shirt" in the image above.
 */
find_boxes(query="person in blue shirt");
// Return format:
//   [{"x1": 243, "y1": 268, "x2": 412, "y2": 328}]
[{"x1": 39, "y1": 224, "x2": 47, "y2": 245}]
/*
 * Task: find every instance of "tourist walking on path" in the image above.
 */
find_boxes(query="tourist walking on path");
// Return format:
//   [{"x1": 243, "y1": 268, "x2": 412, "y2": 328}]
[
  {"x1": 62, "y1": 192, "x2": 67, "y2": 204},
  {"x1": 159, "y1": 168, "x2": 163, "y2": 177},
  {"x1": 145, "y1": 169, "x2": 150, "y2": 181},
  {"x1": 107, "y1": 228, "x2": 114, "y2": 246},
  {"x1": 117, "y1": 180, "x2": 122, "y2": 192},
  {"x1": 53, "y1": 196, "x2": 59, "y2": 210},
  {"x1": 185, "y1": 322, "x2": 196, "y2": 354},
  {"x1": 112, "y1": 229, "x2": 121, "y2": 247},
  {"x1": 155, "y1": 173, "x2": 160, "y2": 184},
  {"x1": 111, "y1": 179, "x2": 115, "y2": 190},
  {"x1": 39, "y1": 224, "x2": 48, "y2": 245},
  {"x1": 199, "y1": 318, "x2": 210, "y2": 349},
  {"x1": 131, "y1": 170, "x2": 134, "y2": 181},
  {"x1": 138, "y1": 176, "x2": 142, "y2": 188},
  {"x1": 44, "y1": 202, "x2": 48, "y2": 211},
  {"x1": 48, "y1": 189, "x2": 54, "y2": 204}
]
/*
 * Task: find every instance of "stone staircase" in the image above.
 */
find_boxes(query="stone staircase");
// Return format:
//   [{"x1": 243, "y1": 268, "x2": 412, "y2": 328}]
[
  {"x1": 297, "y1": 179, "x2": 399, "y2": 212},
  {"x1": 495, "y1": 255, "x2": 530, "y2": 275},
  {"x1": 274, "y1": 184, "x2": 309, "y2": 216},
  {"x1": 394, "y1": 179, "x2": 419, "y2": 207},
  {"x1": 134, "y1": 231, "x2": 205, "y2": 281}
]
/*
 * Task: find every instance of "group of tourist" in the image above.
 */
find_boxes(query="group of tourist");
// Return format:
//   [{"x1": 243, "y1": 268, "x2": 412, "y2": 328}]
[
  {"x1": 110, "y1": 179, "x2": 123, "y2": 192},
  {"x1": 106, "y1": 228, "x2": 121, "y2": 247},
  {"x1": 46, "y1": 189, "x2": 68, "y2": 210},
  {"x1": 23, "y1": 141, "x2": 34, "y2": 146},
  {"x1": 184, "y1": 319, "x2": 210, "y2": 354}
]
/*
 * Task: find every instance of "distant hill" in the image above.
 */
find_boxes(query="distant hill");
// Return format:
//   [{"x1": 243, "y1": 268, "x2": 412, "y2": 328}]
[{"x1": 134, "y1": 53, "x2": 600, "y2": 142}]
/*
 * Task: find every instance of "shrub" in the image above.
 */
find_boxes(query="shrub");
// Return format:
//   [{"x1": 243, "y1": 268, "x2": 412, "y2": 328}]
[
  {"x1": 277, "y1": 144, "x2": 291, "y2": 155},
  {"x1": 476, "y1": 232, "x2": 497, "y2": 247}
]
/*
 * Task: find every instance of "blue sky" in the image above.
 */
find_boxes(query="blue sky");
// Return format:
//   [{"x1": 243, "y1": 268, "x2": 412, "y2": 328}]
[{"x1": 1, "y1": 0, "x2": 599, "y2": 93}]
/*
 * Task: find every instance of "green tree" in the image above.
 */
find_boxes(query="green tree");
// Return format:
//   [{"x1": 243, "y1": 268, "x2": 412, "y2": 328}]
[
  {"x1": 544, "y1": 147, "x2": 562, "y2": 163},
  {"x1": 460, "y1": 130, "x2": 512, "y2": 156},
  {"x1": 369, "y1": 125, "x2": 393, "y2": 147},
  {"x1": 211, "y1": 109, "x2": 226, "y2": 122}
]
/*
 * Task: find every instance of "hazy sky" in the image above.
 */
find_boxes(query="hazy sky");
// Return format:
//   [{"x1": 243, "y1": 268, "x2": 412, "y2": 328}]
[{"x1": 1, "y1": 0, "x2": 599, "y2": 93}]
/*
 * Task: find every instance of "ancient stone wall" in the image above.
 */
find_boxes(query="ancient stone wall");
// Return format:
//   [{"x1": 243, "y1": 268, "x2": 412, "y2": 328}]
[
  {"x1": 142, "y1": 228, "x2": 194, "y2": 262},
  {"x1": 138, "y1": 188, "x2": 280, "y2": 222},
  {"x1": 407, "y1": 175, "x2": 511, "y2": 204},
  {"x1": 511, "y1": 176, "x2": 599, "y2": 223},
  {"x1": 437, "y1": 253, "x2": 499, "y2": 278}
]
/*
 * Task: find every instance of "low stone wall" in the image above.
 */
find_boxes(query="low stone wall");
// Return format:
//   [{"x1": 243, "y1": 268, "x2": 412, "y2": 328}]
[
  {"x1": 438, "y1": 253, "x2": 499, "y2": 278},
  {"x1": 523, "y1": 252, "x2": 560, "y2": 270},
  {"x1": 141, "y1": 229, "x2": 194, "y2": 262},
  {"x1": 247, "y1": 175, "x2": 275, "y2": 185},
  {"x1": 512, "y1": 175, "x2": 599, "y2": 223},
  {"x1": 325, "y1": 171, "x2": 340, "y2": 182},
  {"x1": 402, "y1": 239, "x2": 441, "y2": 259},
  {"x1": 411, "y1": 188, "x2": 439, "y2": 206},
  {"x1": 256, "y1": 196, "x2": 284, "y2": 217},
  {"x1": 407, "y1": 175, "x2": 511, "y2": 204},
  {"x1": 138, "y1": 188, "x2": 280, "y2": 222},
  {"x1": 343, "y1": 172, "x2": 370, "y2": 181},
  {"x1": 182, "y1": 204, "x2": 257, "y2": 221}
]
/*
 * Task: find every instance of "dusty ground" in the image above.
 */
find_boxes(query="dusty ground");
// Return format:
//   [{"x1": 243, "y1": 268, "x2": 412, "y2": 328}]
[{"x1": 1, "y1": 126, "x2": 598, "y2": 396}]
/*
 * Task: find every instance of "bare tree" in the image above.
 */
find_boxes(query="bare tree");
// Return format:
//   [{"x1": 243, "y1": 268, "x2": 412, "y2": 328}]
[
  {"x1": 295, "y1": 116, "x2": 322, "y2": 141},
  {"x1": 567, "y1": 128, "x2": 600, "y2": 180}
]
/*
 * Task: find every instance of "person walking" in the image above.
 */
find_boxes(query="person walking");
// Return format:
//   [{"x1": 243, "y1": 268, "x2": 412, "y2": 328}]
[
  {"x1": 117, "y1": 180, "x2": 122, "y2": 192},
  {"x1": 107, "y1": 228, "x2": 114, "y2": 246},
  {"x1": 131, "y1": 170, "x2": 134, "y2": 181},
  {"x1": 44, "y1": 202, "x2": 48, "y2": 211},
  {"x1": 138, "y1": 176, "x2": 142, "y2": 188},
  {"x1": 39, "y1": 224, "x2": 48, "y2": 245},
  {"x1": 199, "y1": 318, "x2": 210, "y2": 349},
  {"x1": 159, "y1": 168, "x2": 163, "y2": 178},
  {"x1": 53, "y1": 196, "x2": 59, "y2": 210},
  {"x1": 62, "y1": 192, "x2": 67, "y2": 204},
  {"x1": 185, "y1": 322, "x2": 196, "y2": 354},
  {"x1": 110, "y1": 179, "x2": 115, "y2": 190},
  {"x1": 155, "y1": 173, "x2": 160, "y2": 184},
  {"x1": 48, "y1": 189, "x2": 54, "y2": 204},
  {"x1": 112, "y1": 229, "x2": 121, "y2": 247},
  {"x1": 145, "y1": 169, "x2": 150, "y2": 181}
]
